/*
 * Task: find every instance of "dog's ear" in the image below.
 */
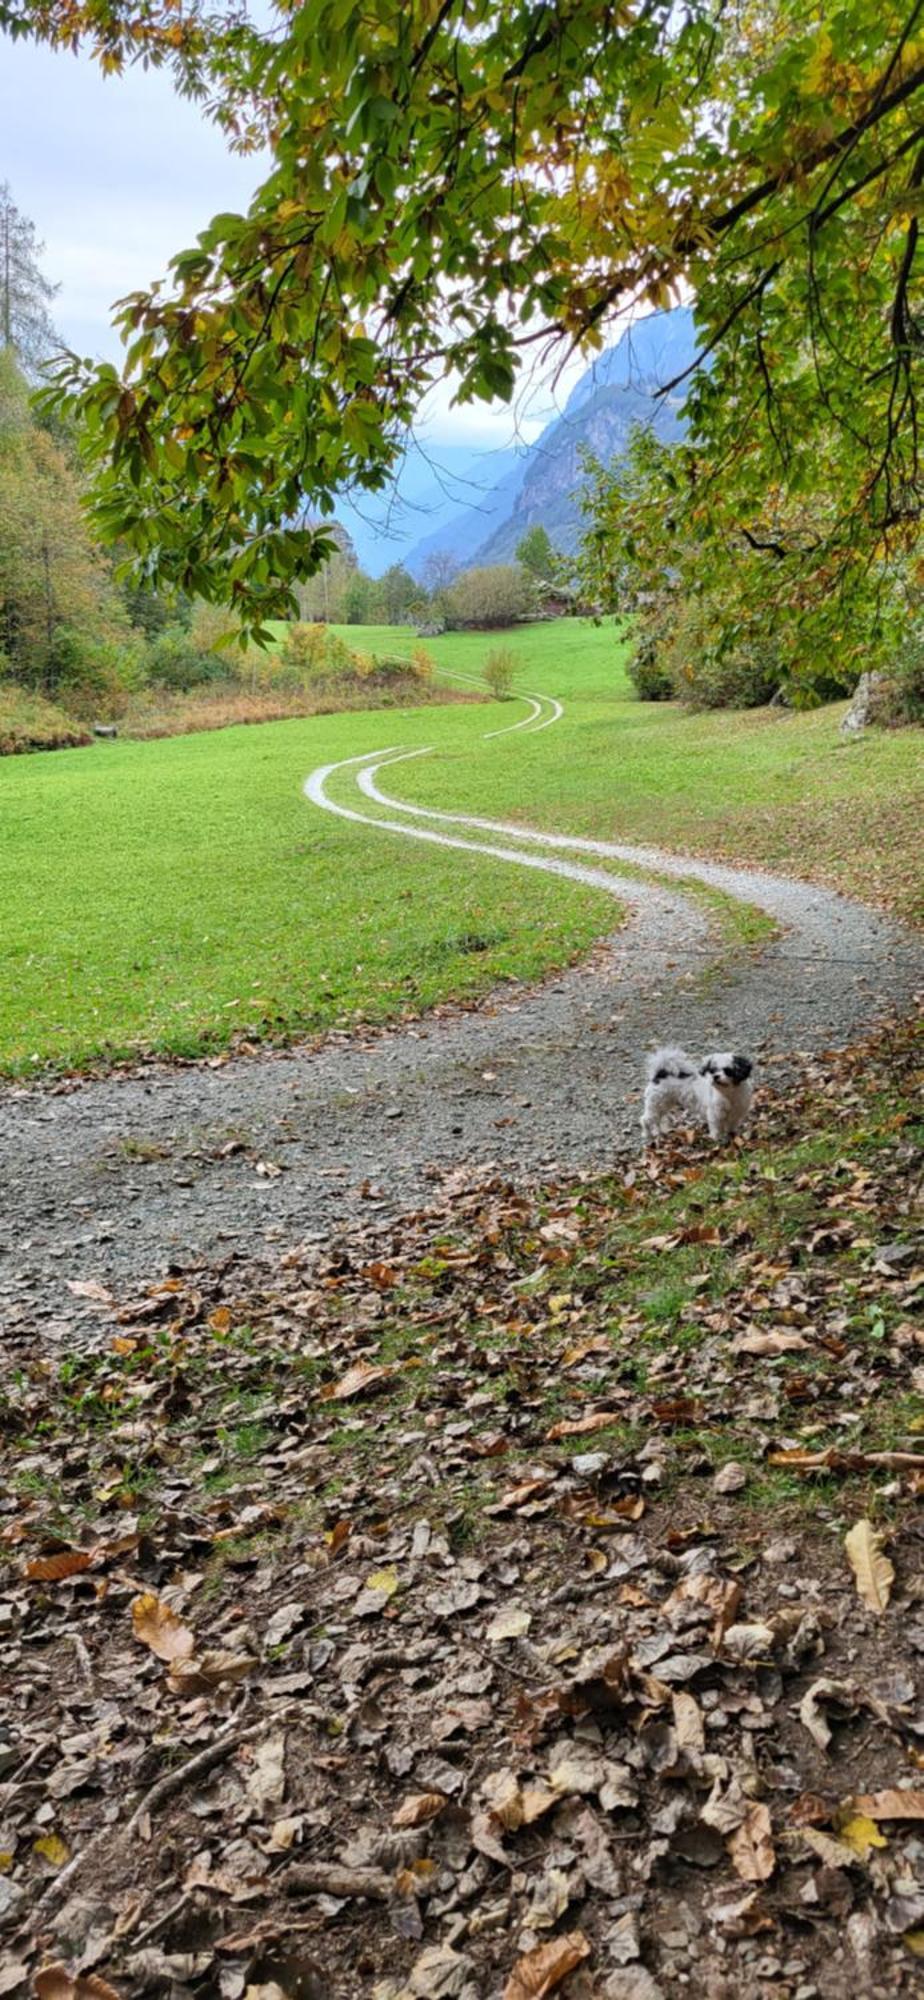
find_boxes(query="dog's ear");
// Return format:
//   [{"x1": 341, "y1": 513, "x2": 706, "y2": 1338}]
[
  {"x1": 699, "y1": 1058, "x2": 716, "y2": 1077},
  {"x1": 730, "y1": 1056, "x2": 753, "y2": 1083}
]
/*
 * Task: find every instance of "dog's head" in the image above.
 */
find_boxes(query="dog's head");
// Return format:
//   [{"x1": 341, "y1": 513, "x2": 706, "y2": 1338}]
[{"x1": 701, "y1": 1052, "x2": 753, "y2": 1091}]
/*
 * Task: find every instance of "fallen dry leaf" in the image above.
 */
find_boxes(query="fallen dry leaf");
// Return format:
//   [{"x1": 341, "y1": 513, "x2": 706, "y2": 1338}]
[
  {"x1": 502, "y1": 1930, "x2": 591, "y2": 2000},
  {"x1": 319, "y1": 1360, "x2": 393, "y2": 1402},
  {"x1": 167, "y1": 1648, "x2": 257, "y2": 1695},
  {"x1": 392, "y1": 1791, "x2": 447, "y2": 1829},
  {"x1": 33, "y1": 1969, "x2": 123, "y2": 2000},
  {"x1": 732, "y1": 1329, "x2": 810, "y2": 1355},
  {"x1": 245, "y1": 1732, "x2": 286, "y2": 1813},
  {"x1": 844, "y1": 1518, "x2": 894, "y2": 1613},
  {"x1": 486, "y1": 1605, "x2": 532, "y2": 1642},
  {"x1": 727, "y1": 1802, "x2": 775, "y2": 1882},
  {"x1": 798, "y1": 1678, "x2": 856, "y2": 1752},
  {"x1": 545, "y1": 1411, "x2": 624, "y2": 1441},
  {"x1": 131, "y1": 1593, "x2": 195, "y2": 1664},
  {"x1": 850, "y1": 1790, "x2": 924, "y2": 1820},
  {"x1": 25, "y1": 1551, "x2": 93, "y2": 1583}
]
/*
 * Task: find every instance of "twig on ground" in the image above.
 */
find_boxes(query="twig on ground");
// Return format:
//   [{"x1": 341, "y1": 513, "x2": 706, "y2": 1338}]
[
  {"x1": 33, "y1": 1719, "x2": 264, "y2": 1921},
  {"x1": 130, "y1": 1889, "x2": 192, "y2": 1949},
  {"x1": 123, "y1": 1720, "x2": 264, "y2": 1838},
  {"x1": 71, "y1": 1634, "x2": 95, "y2": 1693},
  {"x1": 280, "y1": 1862, "x2": 394, "y2": 1900}
]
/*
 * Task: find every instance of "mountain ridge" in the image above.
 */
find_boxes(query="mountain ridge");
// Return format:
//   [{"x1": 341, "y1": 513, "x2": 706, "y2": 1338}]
[{"x1": 404, "y1": 306, "x2": 696, "y2": 576}]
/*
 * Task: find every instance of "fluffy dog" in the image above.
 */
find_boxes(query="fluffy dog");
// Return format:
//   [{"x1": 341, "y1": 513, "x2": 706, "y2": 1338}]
[{"x1": 641, "y1": 1046, "x2": 754, "y2": 1145}]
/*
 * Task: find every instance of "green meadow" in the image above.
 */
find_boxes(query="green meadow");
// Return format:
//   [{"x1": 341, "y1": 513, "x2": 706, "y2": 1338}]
[{"x1": 1, "y1": 619, "x2": 920, "y2": 1075}]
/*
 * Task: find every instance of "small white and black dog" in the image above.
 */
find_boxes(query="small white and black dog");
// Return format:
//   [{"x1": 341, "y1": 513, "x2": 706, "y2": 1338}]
[{"x1": 641, "y1": 1046, "x2": 755, "y2": 1145}]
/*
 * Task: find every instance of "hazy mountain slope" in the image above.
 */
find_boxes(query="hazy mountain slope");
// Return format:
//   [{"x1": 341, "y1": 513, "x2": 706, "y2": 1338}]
[{"x1": 403, "y1": 307, "x2": 696, "y2": 576}]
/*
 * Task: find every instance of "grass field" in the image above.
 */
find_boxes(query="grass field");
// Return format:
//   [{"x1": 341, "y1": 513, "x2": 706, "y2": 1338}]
[
  {"x1": 2, "y1": 618, "x2": 921, "y2": 1076},
  {"x1": 342, "y1": 623, "x2": 924, "y2": 923}
]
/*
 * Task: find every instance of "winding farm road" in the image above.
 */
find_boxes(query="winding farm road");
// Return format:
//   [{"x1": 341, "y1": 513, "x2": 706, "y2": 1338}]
[{"x1": 0, "y1": 679, "x2": 920, "y2": 1326}]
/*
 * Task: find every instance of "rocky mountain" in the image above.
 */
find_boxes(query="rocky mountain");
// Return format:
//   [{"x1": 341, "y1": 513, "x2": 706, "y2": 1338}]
[
  {"x1": 404, "y1": 306, "x2": 697, "y2": 577},
  {"x1": 334, "y1": 438, "x2": 521, "y2": 576}
]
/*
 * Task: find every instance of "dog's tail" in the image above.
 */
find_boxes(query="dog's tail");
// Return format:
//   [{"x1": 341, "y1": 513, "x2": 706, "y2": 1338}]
[{"x1": 646, "y1": 1045, "x2": 695, "y2": 1083}]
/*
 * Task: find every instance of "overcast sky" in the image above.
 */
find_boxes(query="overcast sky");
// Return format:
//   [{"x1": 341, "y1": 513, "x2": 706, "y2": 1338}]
[{"x1": 0, "y1": 38, "x2": 579, "y2": 448}]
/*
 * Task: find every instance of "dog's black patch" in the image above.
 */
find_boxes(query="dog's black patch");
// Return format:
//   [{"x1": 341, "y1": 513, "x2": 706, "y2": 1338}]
[
  {"x1": 729, "y1": 1056, "x2": 753, "y2": 1083},
  {"x1": 653, "y1": 1064, "x2": 693, "y2": 1083},
  {"x1": 699, "y1": 1058, "x2": 716, "y2": 1077}
]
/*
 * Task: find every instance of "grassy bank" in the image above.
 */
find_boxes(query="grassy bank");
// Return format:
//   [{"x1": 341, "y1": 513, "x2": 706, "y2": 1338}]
[{"x1": 0, "y1": 684, "x2": 92, "y2": 754}]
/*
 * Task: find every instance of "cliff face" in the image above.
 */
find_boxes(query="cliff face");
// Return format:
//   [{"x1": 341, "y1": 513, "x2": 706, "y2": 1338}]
[{"x1": 404, "y1": 307, "x2": 697, "y2": 577}]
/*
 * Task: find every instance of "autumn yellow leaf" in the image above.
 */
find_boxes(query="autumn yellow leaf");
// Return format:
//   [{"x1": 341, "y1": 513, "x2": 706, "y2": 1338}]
[
  {"x1": 844, "y1": 1518, "x2": 894, "y2": 1613},
  {"x1": 33, "y1": 1832, "x2": 70, "y2": 1869},
  {"x1": 837, "y1": 1814, "x2": 888, "y2": 1858},
  {"x1": 131, "y1": 1592, "x2": 195, "y2": 1663}
]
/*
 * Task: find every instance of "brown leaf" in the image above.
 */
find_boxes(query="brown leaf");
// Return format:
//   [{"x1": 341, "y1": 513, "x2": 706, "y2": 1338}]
[
  {"x1": 502, "y1": 1930, "x2": 591, "y2": 2000},
  {"x1": 34, "y1": 1968, "x2": 123, "y2": 1999},
  {"x1": 844, "y1": 1519, "x2": 894, "y2": 1613},
  {"x1": 545, "y1": 1411, "x2": 624, "y2": 1441},
  {"x1": 319, "y1": 1361, "x2": 393, "y2": 1402},
  {"x1": 166, "y1": 1648, "x2": 256, "y2": 1694},
  {"x1": 850, "y1": 1790, "x2": 924, "y2": 1821},
  {"x1": 131, "y1": 1592, "x2": 195, "y2": 1664},
  {"x1": 392, "y1": 1791, "x2": 447, "y2": 1829},
  {"x1": 487, "y1": 1478, "x2": 554, "y2": 1515},
  {"x1": 732, "y1": 1329, "x2": 810, "y2": 1355},
  {"x1": 727, "y1": 1802, "x2": 776, "y2": 1882},
  {"x1": 25, "y1": 1551, "x2": 94, "y2": 1583}
]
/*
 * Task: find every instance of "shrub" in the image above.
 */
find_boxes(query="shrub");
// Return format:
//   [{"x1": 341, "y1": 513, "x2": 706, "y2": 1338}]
[
  {"x1": 889, "y1": 630, "x2": 924, "y2": 722},
  {"x1": 484, "y1": 647, "x2": 519, "y2": 698},
  {"x1": 445, "y1": 564, "x2": 537, "y2": 629},
  {"x1": 626, "y1": 624, "x2": 674, "y2": 701},
  {"x1": 43, "y1": 627, "x2": 143, "y2": 721},
  {"x1": 276, "y1": 623, "x2": 360, "y2": 683},
  {"x1": 410, "y1": 644, "x2": 435, "y2": 681},
  {"x1": 147, "y1": 624, "x2": 229, "y2": 691}
]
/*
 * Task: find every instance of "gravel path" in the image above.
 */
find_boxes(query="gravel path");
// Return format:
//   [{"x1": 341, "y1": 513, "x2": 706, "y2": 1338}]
[
  {"x1": 1, "y1": 850, "x2": 920, "y2": 1329},
  {"x1": 1, "y1": 688, "x2": 920, "y2": 1330}
]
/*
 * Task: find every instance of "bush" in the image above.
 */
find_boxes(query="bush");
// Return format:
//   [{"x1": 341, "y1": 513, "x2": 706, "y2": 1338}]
[
  {"x1": 484, "y1": 647, "x2": 519, "y2": 698},
  {"x1": 626, "y1": 625, "x2": 674, "y2": 701},
  {"x1": 889, "y1": 630, "x2": 924, "y2": 722},
  {"x1": 147, "y1": 624, "x2": 230, "y2": 692},
  {"x1": 43, "y1": 627, "x2": 143, "y2": 721},
  {"x1": 276, "y1": 623, "x2": 360, "y2": 684},
  {"x1": 445, "y1": 564, "x2": 537, "y2": 629}
]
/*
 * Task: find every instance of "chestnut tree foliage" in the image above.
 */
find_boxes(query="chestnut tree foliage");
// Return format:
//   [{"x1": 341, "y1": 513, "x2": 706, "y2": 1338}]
[{"x1": 3, "y1": 0, "x2": 923, "y2": 649}]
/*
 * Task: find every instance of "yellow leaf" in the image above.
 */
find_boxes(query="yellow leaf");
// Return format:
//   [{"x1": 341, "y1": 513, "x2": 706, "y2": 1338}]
[
  {"x1": 365, "y1": 1566, "x2": 398, "y2": 1598},
  {"x1": 904, "y1": 1931, "x2": 924, "y2": 1956},
  {"x1": 0, "y1": 1850, "x2": 13, "y2": 1872},
  {"x1": 33, "y1": 1832, "x2": 70, "y2": 1868},
  {"x1": 844, "y1": 1518, "x2": 894, "y2": 1613},
  {"x1": 131, "y1": 1592, "x2": 195, "y2": 1663},
  {"x1": 837, "y1": 1814, "x2": 888, "y2": 1858}
]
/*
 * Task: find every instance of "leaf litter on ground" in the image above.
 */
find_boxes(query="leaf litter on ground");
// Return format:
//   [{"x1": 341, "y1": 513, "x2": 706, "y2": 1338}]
[{"x1": 1, "y1": 1014, "x2": 923, "y2": 1995}]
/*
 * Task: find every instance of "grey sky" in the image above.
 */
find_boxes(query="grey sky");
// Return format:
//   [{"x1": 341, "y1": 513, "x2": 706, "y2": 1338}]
[{"x1": 0, "y1": 36, "x2": 583, "y2": 449}]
